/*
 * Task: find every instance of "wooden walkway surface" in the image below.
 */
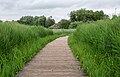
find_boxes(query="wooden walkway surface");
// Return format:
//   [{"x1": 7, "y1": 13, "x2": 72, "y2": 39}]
[{"x1": 16, "y1": 36, "x2": 85, "y2": 77}]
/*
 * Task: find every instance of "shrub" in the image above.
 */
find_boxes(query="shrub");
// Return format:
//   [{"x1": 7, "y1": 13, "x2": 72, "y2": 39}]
[
  {"x1": 69, "y1": 21, "x2": 83, "y2": 29},
  {"x1": 69, "y1": 17, "x2": 120, "y2": 77},
  {"x1": 0, "y1": 22, "x2": 55, "y2": 77},
  {"x1": 58, "y1": 19, "x2": 71, "y2": 29}
]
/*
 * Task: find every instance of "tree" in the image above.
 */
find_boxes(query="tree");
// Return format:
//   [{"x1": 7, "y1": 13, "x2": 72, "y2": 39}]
[
  {"x1": 0, "y1": 20, "x2": 2, "y2": 22},
  {"x1": 17, "y1": 16, "x2": 34, "y2": 25},
  {"x1": 17, "y1": 16, "x2": 48, "y2": 27},
  {"x1": 112, "y1": 15, "x2": 117, "y2": 19},
  {"x1": 33, "y1": 16, "x2": 46, "y2": 26},
  {"x1": 34, "y1": 16, "x2": 39, "y2": 25},
  {"x1": 58, "y1": 19, "x2": 71, "y2": 29},
  {"x1": 104, "y1": 15, "x2": 109, "y2": 19},
  {"x1": 45, "y1": 16, "x2": 55, "y2": 28},
  {"x1": 37, "y1": 16, "x2": 46, "y2": 26},
  {"x1": 95, "y1": 10, "x2": 104, "y2": 20},
  {"x1": 70, "y1": 11, "x2": 76, "y2": 22},
  {"x1": 70, "y1": 8, "x2": 109, "y2": 22},
  {"x1": 69, "y1": 22, "x2": 78, "y2": 29},
  {"x1": 69, "y1": 22, "x2": 82, "y2": 29}
]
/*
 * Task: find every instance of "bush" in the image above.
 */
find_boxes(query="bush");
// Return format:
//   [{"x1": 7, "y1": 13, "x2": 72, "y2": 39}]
[
  {"x1": 58, "y1": 19, "x2": 71, "y2": 29},
  {"x1": 69, "y1": 21, "x2": 83, "y2": 29},
  {"x1": 0, "y1": 22, "x2": 55, "y2": 77},
  {"x1": 69, "y1": 18, "x2": 120, "y2": 77}
]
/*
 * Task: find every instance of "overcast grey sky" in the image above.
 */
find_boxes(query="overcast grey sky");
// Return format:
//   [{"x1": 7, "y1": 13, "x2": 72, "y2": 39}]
[{"x1": 0, "y1": 0, "x2": 120, "y2": 22}]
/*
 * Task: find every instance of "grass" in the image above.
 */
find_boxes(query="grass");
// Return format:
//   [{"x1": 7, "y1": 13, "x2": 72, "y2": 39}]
[
  {"x1": 68, "y1": 18, "x2": 120, "y2": 77},
  {"x1": 0, "y1": 22, "x2": 63, "y2": 77},
  {"x1": 52, "y1": 29, "x2": 75, "y2": 35}
]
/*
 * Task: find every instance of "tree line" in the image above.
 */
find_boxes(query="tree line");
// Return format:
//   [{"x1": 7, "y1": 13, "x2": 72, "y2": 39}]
[
  {"x1": 1, "y1": 8, "x2": 116, "y2": 29},
  {"x1": 17, "y1": 16, "x2": 55, "y2": 28},
  {"x1": 58, "y1": 8, "x2": 110, "y2": 29},
  {"x1": 70, "y1": 8, "x2": 109, "y2": 22}
]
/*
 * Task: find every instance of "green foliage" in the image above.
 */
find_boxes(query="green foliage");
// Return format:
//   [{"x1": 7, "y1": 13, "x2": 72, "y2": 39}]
[
  {"x1": 45, "y1": 16, "x2": 55, "y2": 28},
  {"x1": 0, "y1": 22, "x2": 61, "y2": 77},
  {"x1": 58, "y1": 19, "x2": 71, "y2": 29},
  {"x1": 39, "y1": 16, "x2": 46, "y2": 26},
  {"x1": 69, "y1": 22, "x2": 78, "y2": 29},
  {"x1": 34, "y1": 16, "x2": 46, "y2": 26},
  {"x1": 0, "y1": 22, "x2": 53, "y2": 54},
  {"x1": 70, "y1": 8, "x2": 109, "y2": 22},
  {"x1": 17, "y1": 16, "x2": 34, "y2": 25},
  {"x1": 34, "y1": 16, "x2": 40, "y2": 25},
  {"x1": 0, "y1": 20, "x2": 2, "y2": 22},
  {"x1": 70, "y1": 11, "x2": 77, "y2": 22},
  {"x1": 112, "y1": 15, "x2": 118, "y2": 19},
  {"x1": 52, "y1": 29, "x2": 75, "y2": 35},
  {"x1": 17, "y1": 16, "x2": 55, "y2": 28},
  {"x1": 69, "y1": 17, "x2": 120, "y2": 77},
  {"x1": 69, "y1": 21, "x2": 83, "y2": 29}
]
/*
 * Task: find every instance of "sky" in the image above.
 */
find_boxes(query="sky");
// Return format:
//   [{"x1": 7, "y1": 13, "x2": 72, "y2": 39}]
[{"x1": 0, "y1": 0, "x2": 120, "y2": 22}]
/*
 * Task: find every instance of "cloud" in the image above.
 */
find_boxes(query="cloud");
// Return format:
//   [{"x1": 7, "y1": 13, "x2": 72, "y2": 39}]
[
  {"x1": 0, "y1": 0, "x2": 120, "y2": 21},
  {"x1": 0, "y1": 0, "x2": 18, "y2": 10},
  {"x1": 86, "y1": 0, "x2": 120, "y2": 9},
  {"x1": 16, "y1": 0, "x2": 81, "y2": 10}
]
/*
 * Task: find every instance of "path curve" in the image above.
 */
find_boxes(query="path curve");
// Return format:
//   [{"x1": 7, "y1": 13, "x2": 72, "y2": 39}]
[{"x1": 16, "y1": 36, "x2": 85, "y2": 77}]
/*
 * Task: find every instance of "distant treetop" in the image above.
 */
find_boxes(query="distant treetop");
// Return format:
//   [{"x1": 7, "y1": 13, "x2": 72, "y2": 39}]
[{"x1": 70, "y1": 8, "x2": 109, "y2": 22}]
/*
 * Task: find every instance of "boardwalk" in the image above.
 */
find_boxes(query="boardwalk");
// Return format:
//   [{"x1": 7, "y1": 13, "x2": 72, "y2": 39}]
[{"x1": 16, "y1": 36, "x2": 85, "y2": 77}]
